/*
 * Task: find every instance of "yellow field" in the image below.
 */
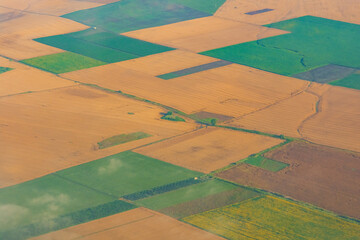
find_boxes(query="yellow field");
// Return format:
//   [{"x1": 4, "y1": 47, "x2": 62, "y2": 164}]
[
  {"x1": 0, "y1": 85, "x2": 195, "y2": 187},
  {"x1": 116, "y1": 50, "x2": 218, "y2": 76},
  {"x1": 31, "y1": 208, "x2": 225, "y2": 240},
  {"x1": 184, "y1": 195, "x2": 360, "y2": 240},
  {"x1": 216, "y1": 0, "x2": 360, "y2": 25},
  {"x1": 0, "y1": 57, "x2": 76, "y2": 97},
  {"x1": 135, "y1": 127, "x2": 283, "y2": 173},
  {"x1": 62, "y1": 63, "x2": 308, "y2": 117},
  {"x1": 0, "y1": 0, "x2": 102, "y2": 16},
  {"x1": 0, "y1": 12, "x2": 88, "y2": 59},
  {"x1": 123, "y1": 16, "x2": 288, "y2": 52}
]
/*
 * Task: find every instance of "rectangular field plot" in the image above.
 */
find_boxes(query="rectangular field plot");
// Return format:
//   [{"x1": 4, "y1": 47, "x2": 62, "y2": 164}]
[
  {"x1": 21, "y1": 52, "x2": 106, "y2": 74},
  {"x1": 135, "y1": 128, "x2": 283, "y2": 173},
  {"x1": 169, "y1": 0, "x2": 226, "y2": 14},
  {"x1": 244, "y1": 156, "x2": 289, "y2": 172},
  {"x1": 97, "y1": 132, "x2": 152, "y2": 149},
  {"x1": 56, "y1": 151, "x2": 202, "y2": 197},
  {"x1": 31, "y1": 208, "x2": 225, "y2": 240},
  {"x1": 329, "y1": 72, "x2": 360, "y2": 90},
  {"x1": 201, "y1": 16, "x2": 360, "y2": 77},
  {"x1": 135, "y1": 179, "x2": 238, "y2": 210},
  {"x1": 217, "y1": 141, "x2": 360, "y2": 219},
  {"x1": 157, "y1": 60, "x2": 232, "y2": 80},
  {"x1": 0, "y1": 174, "x2": 130, "y2": 239},
  {"x1": 245, "y1": 8, "x2": 274, "y2": 15},
  {"x1": 62, "y1": 0, "x2": 210, "y2": 33},
  {"x1": 183, "y1": 196, "x2": 360, "y2": 240}
]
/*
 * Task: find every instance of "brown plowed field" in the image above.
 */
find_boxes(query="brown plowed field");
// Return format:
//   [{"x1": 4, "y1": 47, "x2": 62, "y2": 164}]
[
  {"x1": 31, "y1": 208, "x2": 225, "y2": 240},
  {"x1": 123, "y1": 16, "x2": 288, "y2": 52},
  {"x1": 217, "y1": 141, "x2": 360, "y2": 219},
  {"x1": 216, "y1": 0, "x2": 360, "y2": 25},
  {"x1": 0, "y1": 13, "x2": 88, "y2": 59},
  {"x1": 0, "y1": 85, "x2": 195, "y2": 188},
  {"x1": 135, "y1": 127, "x2": 283, "y2": 173},
  {"x1": 0, "y1": 57, "x2": 76, "y2": 97},
  {"x1": 0, "y1": 0, "x2": 102, "y2": 16},
  {"x1": 62, "y1": 63, "x2": 307, "y2": 117}
]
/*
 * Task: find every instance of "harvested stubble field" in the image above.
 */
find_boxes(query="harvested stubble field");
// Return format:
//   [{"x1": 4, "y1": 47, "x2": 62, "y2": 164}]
[
  {"x1": 0, "y1": 85, "x2": 195, "y2": 187},
  {"x1": 123, "y1": 16, "x2": 288, "y2": 52},
  {"x1": 135, "y1": 127, "x2": 283, "y2": 173},
  {"x1": 217, "y1": 141, "x2": 360, "y2": 219},
  {"x1": 62, "y1": 62, "x2": 308, "y2": 117},
  {"x1": 216, "y1": 0, "x2": 360, "y2": 25},
  {"x1": 229, "y1": 83, "x2": 360, "y2": 152},
  {"x1": 0, "y1": 56, "x2": 76, "y2": 97},
  {"x1": 184, "y1": 195, "x2": 360, "y2": 240},
  {"x1": 0, "y1": 12, "x2": 89, "y2": 60},
  {"x1": 31, "y1": 208, "x2": 225, "y2": 240}
]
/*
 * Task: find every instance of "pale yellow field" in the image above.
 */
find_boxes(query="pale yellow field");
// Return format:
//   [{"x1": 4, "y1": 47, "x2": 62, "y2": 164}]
[
  {"x1": 116, "y1": 50, "x2": 218, "y2": 76},
  {"x1": 0, "y1": 12, "x2": 88, "y2": 59},
  {"x1": 123, "y1": 16, "x2": 288, "y2": 52},
  {"x1": 31, "y1": 208, "x2": 225, "y2": 240},
  {"x1": 0, "y1": 0, "x2": 102, "y2": 16},
  {"x1": 0, "y1": 57, "x2": 76, "y2": 97},
  {"x1": 229, "y1": 91, "x2": 318, "y2": 138},
  {"x1": 216, "y1": 0, "x2": 360, "y2": 25},
  {"x1": 135, "y1": 127, "x2": 283, "y2": 173},
  {"x1": 0, "y1": 85, "x2": 195, "y2": 188},
  {"x1": 62, "y1": 63, "x2": 308, "y2": 117}
]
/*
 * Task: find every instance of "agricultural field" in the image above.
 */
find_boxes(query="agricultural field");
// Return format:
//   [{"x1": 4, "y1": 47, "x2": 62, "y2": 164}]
[
  {"x1": 217, "y1": 141, "x2": 360, "y2": 219},
  {"x1": 201, "y1": 16, "x2": 360, "y2": 80},
  {"x1": 184, "y1": 195, "x2": 360, "y2": 240},
  {"x1": 62, "y1": 62, "x2": 308, "y2": 117},
  {"x1": 215, "y1": 0, "x2": 360, "y2": 25},
  {"x1": 31, "y1": 208, "x2": 225, "y2": 240},
  {"x1": 0, "y1": 85, "x2": 195, "y2": 187},
  {"x1": 55, "y1": 151, "x2": 202, "y2": 197},
  {"x1": 123, "y1": 16, "x2": 288, "y2": 52},
  {"x1": 21, "y1": 52, "x2": 106, "y2": 74},
  {"x1": 97, "y1": 132, "x2": 152, "y2": 149},
  {"x1": 329, "y1": 72, "x2": 360, "y2": 90},
  {"x1": 0, "y1": 67, "x2": 12, "y2": 74},
  {"x1": 135, "y1": 127, "x2": 283, "y2": 173}
]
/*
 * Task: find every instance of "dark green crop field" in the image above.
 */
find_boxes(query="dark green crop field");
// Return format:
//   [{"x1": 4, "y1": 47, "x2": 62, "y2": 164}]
[
  {"x1": 62, "y1": 0, "x2": 210, "y2": 33},
  {"x1": 329, "y1": 72, "x2": 360, "y2": 90},
  {"x1": 201, "y1": 16, "x2": 360, "y2": 79},
  {"x1": 0, "y1": 67, "x2": 12, "y2": 74}
]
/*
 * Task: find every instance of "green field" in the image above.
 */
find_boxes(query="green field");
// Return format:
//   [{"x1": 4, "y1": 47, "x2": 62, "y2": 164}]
[
  {"x1": 21, "y1": 52, "x2": 106, "y2": 74},
  {"x1": 0, "y1": 67, "x2": 12, "y2": 74},
  {"x1": 0, "y1": 174, "x2": 114, "y2": 233},
  {"x1": 169, "y1": 0, "x2": 226, "y2": 14},
  {"x1": 97, "y1": 132, "x2": 152, "y2": 149},
  {"x1": 62, "y1": 0, "x2": 210, "y2": 33},
  {"x1": 184, "y1": 195, "x2": 360, "y2": 240},
  {"x1": 201, "y1": 16, "x2": 360, "y2": 77},
  {"x1": 56, "y1": 151, "x2": 202, "y2": 197},
  {"x1": 244, "y1": 156, "x2": 289, "y2": 172},
  {"x1": 135, "y1": 179, "x2": 237, "y2": 210},
  {"x1": 329, "y1": 73, "x2": 360, "y2": 90},
  {"x1": 160, "y1": 187, "x2": 261, "y2": 219}
]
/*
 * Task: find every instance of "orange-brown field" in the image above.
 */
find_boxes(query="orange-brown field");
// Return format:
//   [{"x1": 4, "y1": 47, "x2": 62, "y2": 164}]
[
  {"x1": 0, "y1": 11, "x2": 88, "y2": 59},
  {"x1": 135, "y1": 127, "x2": 283, "y2": 173},
  {"x1": 216, "y1": 0, "x2": 360, "y2": 25},
  {"x1": 0, "y1": 0, "x2": 102, "y2": 16},
  {"x1": 31, "y1": 208, "x2": 225, "y2": 240},
  {"x1": 0, "y1": 57, "x2": 76, "y2": 97},
  {"x1": 228, "y1": 83, "x2": 360, "y2": 152},
  {"x1": 0, "y1": 85, "x2": 195, "y2": 187},
  {"x1": 123, "y1": 16, "x2": 288, "y2": 52},
  {"x1": 62, "y1": 63, "x2": 308, "y2": 117}
]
